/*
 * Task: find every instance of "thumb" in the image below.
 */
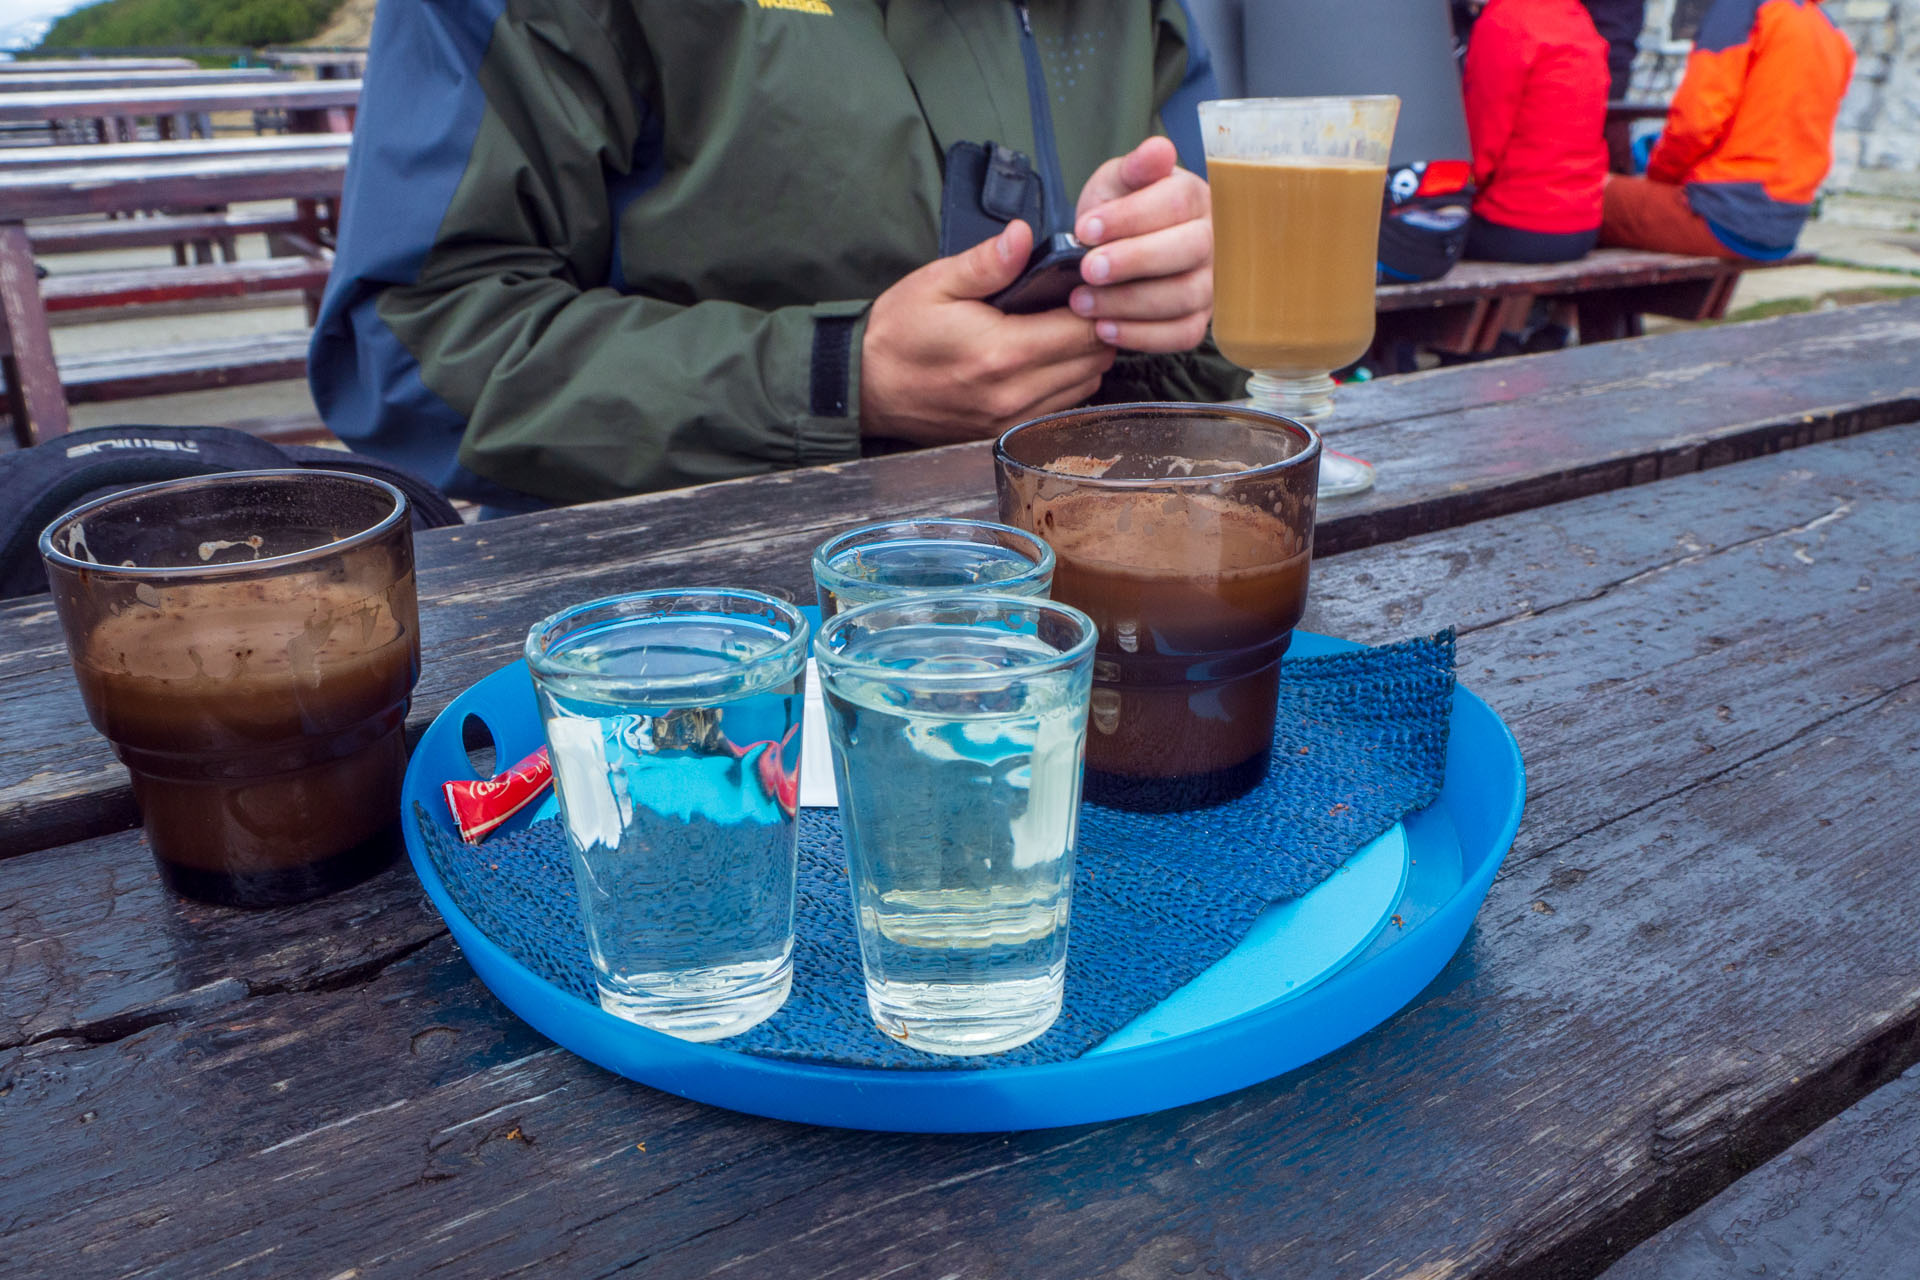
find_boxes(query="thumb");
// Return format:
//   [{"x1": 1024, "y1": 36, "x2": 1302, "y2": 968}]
[
  {"x1": 1077, "y1": 136, "x2": 1179, "y2": 216},
  {"x1": 938, "y1": 219, "x2": 1033, "y2": 301}
]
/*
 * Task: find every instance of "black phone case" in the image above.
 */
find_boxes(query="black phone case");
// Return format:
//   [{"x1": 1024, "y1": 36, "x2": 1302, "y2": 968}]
[
  {"x1": 940, "y1": 143, "x2": 1083, "y2": 312},
  {"x1": 939, "y1": 141, "x2": 1046, "y2": 258}
]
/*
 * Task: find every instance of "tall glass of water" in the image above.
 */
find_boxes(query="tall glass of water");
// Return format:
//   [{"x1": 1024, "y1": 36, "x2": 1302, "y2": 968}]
[
  {"x1": 525, "y1": 589, "x2": 808, "y2": 1041},
  {"x1": 811, "y1": 518, "x2": 1055, "y2": 617},
  {"x1": 815, "y1": 593, "x2": 1097, "y2": 1055}
]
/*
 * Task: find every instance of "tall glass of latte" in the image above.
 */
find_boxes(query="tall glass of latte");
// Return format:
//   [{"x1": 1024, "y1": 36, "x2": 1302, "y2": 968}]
[{"x1": 1200, "y1": 96, "x2": 1398, "y2": 499}]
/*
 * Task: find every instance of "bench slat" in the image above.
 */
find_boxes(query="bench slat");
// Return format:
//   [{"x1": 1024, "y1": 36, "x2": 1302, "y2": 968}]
[
  {"x1": 39, "y1": 256, "x2": 330, "y2": 312},
  {"x1": 0, "y1": 153, "x2": 347, "y2": 220},
  {"x1": 0, "y1": 69, "x2": 289, "y2": 93},
  {"x1": 28, "y1": 209, "x2": 317, "y2": 255},
  {"x1": 1376, "y1": 247, "x2": 1814, "y2": 311},
  {"x1": 55, "y1": 331, "x2": 312, "y2": 402},
  {"x1": 0, "y1": 133, "x2": 348, "y2": 169},
  {"x1": 0, "y1": 78, "x2": 360, "y2": 124}
]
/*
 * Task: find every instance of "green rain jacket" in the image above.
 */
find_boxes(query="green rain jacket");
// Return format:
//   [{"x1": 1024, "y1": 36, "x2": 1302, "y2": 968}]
[{"x1": 310, "y1": 0, "x2": 1242, "y2": 506}]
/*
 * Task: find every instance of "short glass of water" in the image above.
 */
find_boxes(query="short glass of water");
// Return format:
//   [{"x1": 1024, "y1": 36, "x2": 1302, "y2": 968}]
[
  {"x1": 811, "y1": 518, "x2": 1054, "y2": 617},
  {"x1": 815, "y1": 593, "x2": 1097, "y2": 1055},
  {"x1": 525, "y1": 589, "x2": 808, "y2": 1041}
]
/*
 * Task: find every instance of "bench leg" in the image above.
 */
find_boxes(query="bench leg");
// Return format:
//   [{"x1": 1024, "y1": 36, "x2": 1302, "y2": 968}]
[
  {"x1": 1575, "y1": 295, "x2": 1643, "y2": 344},
  {"x1": 0, "y1": 223, "x2": 71, "y2": 446}
]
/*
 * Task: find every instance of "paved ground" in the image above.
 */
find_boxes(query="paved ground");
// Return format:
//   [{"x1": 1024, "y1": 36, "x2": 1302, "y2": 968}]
[{"x1": 42, "y1": 202, "x2": 1920, "y2": 436}]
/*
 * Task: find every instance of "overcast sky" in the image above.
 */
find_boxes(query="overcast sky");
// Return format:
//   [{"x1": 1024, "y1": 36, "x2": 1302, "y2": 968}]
[{"x1": 0, "y1": 0, "x2": 93, "y2": 53}]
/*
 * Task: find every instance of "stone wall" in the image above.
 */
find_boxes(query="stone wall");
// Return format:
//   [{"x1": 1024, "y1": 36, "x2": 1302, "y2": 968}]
[{"x1": 1627, "y1": 0, "x2": 1920, "y2": 197}]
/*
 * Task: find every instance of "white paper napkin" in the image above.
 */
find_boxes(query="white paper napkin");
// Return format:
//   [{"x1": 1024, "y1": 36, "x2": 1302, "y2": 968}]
[{"x1": 799, "y1": 657, "x2": 838, "y2": 809}]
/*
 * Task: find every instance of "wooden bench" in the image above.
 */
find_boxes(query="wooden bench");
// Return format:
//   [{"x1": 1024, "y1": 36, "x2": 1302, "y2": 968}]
[
  {"x1": 1373, "y1": 247, "x2": 1813, "y2": 362},
  {"x1": 0, "y1": 151, "x2": 347, "y2": 445}
]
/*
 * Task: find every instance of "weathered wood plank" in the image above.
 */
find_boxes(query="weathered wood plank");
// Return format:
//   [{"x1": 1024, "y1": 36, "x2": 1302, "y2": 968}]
[
  {"x1": 0, "y1": 69, "x2": 288, "y2": 93},
  {"x1": 1319, "y1": 297, "x2": 1920, "y2": 552},
  {"x1": 28, "y1": 209, "x2": 314, "y2": 256},
  {"x1": 0, "y1": 59, "x2": 198, "y2": 74},
  {"x1": 38, "y1": 255, "x2": 331, "y2": 313},
  {"x1": 1603, "y1": 1066, "x2": 1920, "y2": 1280},
  {"x1": 0, "y1": 152, "x2": 345, "y2": 221},
  {"x1": 2, "y1": 428, "x2": 1916, "y2": 1278},
  {"x1": 1373, "y1": 246, "x2": 1808, "y2": 312},
  {"x1": 0, "y1": 133, "x2": 346, "y2": 169},
  {"x1": 53, "y1": 332, "x2": 312, "y2": 404},
  {"x1": 0, "y1": 829, "x2": 442, "y2": 1053},
  {"x1": 3, "y1": 301, "x2": 1916, "y2": 861},
  {"x1": 0, "y1": 79, "x2": 359, "y2": 125}
]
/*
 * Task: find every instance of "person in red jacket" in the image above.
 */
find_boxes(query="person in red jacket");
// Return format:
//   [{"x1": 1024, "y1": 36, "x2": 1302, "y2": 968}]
[
  {"x1": 1463, "y1": 0, "x2": 1611, "y2": 262},
  {"x1": 1601, "y1": 0, "x2": 1854, "y2": 259}
]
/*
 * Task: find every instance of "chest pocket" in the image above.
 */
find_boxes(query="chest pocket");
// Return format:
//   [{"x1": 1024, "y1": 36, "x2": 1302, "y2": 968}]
[{"x1": 618, "y1": 0, "x2": 946, "y2": 308}]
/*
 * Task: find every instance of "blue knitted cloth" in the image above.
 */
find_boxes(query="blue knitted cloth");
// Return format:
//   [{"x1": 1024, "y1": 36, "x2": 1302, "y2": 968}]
[{"x1": 414, "y1": 632, "x2": 1455, "y2": 1070}]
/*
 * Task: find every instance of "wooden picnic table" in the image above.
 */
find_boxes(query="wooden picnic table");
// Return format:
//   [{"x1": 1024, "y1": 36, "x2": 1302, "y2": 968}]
[
  {"x1": 3, "y1": 301, "x2": 1918, "y2": 1276},
  {"x1": 1, "y1": 149, "x2": 346, "y2": 443}
]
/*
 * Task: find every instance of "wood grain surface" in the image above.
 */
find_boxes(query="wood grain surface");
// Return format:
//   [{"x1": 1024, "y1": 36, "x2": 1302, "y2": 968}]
[
  {"x1": 3, "y1": 426, "x2": 1916, "y2": 1278},
  {"x1": 1602, "y1": 1066, "x2": 1920, "y2": 1279},
  {"x1": 0, "y1": 133, "x2": 347, "y2": 170},
  {"x1": 1372, "y1": 246, "x2": 1803, "y2": 311},
  {"x1": 0, "y1": 151, "x2": 346, "y2": 221},
  {"x1": 0, "y1": 69, "x2": 289, "y2": 94},
  {"x1": 7, "y1": 300, "x2": 1918, "y2": 861},
  {"x1": 0, "y1": 78, "x2": 359, "y2": 124}
]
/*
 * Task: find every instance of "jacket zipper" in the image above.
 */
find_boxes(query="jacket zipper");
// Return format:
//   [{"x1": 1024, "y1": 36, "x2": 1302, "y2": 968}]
[{"x1": 1013, "y1": 1, "x2": 1072, "y2": 236}]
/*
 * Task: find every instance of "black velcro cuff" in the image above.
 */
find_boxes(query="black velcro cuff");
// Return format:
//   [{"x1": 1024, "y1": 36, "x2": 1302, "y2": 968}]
[{"x1": 809, "y1": 315, "x2": 858, "y2": 418}]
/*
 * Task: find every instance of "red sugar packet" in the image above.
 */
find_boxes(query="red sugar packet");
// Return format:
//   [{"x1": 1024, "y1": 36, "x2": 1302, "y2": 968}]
[{"x1": 444, "y1": 746, "x2": 552, "y2": 844}]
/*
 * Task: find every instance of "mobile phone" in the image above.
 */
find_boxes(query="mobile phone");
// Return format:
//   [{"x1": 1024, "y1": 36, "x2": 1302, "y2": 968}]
[{"x1": 989, "y1": 232, "x2": 1088, "y2": 314}]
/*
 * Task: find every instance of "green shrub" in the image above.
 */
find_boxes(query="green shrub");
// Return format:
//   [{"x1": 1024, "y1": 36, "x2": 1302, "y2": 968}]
[{"x1": 38, "y1": 0, "x2": 346, "y2": 50}]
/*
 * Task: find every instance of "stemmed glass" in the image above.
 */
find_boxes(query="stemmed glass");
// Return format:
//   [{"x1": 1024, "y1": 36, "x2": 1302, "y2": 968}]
[{"x1": 1200, "y1": 96, "x2": 1400, "y2": 499}]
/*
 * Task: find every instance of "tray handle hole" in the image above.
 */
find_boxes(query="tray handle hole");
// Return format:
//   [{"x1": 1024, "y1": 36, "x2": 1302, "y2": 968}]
[{"x1": 461, "y1": 714, "x2": 497, "y2": 779}]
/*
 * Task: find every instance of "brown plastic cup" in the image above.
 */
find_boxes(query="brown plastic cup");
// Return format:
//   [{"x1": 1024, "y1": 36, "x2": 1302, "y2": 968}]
[
  {"x1": 39, "y1": 470, "x2": 421, "y2": 907},
  {"x1": 995, "y1": 404, "x2": 1319, "y2": 811}
]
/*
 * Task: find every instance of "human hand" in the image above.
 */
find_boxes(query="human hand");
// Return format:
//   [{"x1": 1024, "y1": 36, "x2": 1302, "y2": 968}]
[
  {"x1": 860, "y1": 219, "x2": 1116, "y2": 446},
  {"x1": 1069, "y1": 135, "x2": 1214, "y2": 353}
]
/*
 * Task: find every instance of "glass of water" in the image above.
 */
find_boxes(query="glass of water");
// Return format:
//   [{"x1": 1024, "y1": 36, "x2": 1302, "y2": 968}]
[
  {"x1": 815, "y1": 593, "x2": 1097, "y2": 1055},
  {"x1": 525, "y1": 589, "x2": 808, "y2": 1041},
  {"x1": 811, "y1": 518, "x2": 1055, "y2": 617}
]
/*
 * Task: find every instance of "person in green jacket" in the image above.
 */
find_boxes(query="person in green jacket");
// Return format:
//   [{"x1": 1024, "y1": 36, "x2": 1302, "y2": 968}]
[{"x1": 309, "y1": 0, "x2": 1245, "y2": 508}]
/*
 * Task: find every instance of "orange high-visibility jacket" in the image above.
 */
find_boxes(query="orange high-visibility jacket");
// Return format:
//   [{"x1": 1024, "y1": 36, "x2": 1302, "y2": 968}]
[{"x1": 1648, "y1": 0, "x2": 1854, "y2": 255}]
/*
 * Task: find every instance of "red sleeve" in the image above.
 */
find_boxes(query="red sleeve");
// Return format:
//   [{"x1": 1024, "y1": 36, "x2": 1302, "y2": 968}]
[
  {"x1": 1463, "y1": 9, "x2": 1532, "y2": 190},
  {"x1": 1648, "y1": 37, "x2": 1753, "y2": 182}
]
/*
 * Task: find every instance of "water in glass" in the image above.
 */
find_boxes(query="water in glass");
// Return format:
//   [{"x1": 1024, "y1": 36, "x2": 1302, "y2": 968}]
[
  {"x1": 535, "y1": 613, "x2": 802, "y2": 1041},
  {"x1": 822, "y1": 537, "x2": 1047, "y2": 612},
  {"x1": 823, "y1": 621, "x2": 1088, "y2": 1055}
]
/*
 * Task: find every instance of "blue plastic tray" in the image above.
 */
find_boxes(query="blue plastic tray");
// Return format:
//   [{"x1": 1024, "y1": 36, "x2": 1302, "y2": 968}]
[{"x1": 402, "y1": 631, "x2": 1524, "y2": 1132}]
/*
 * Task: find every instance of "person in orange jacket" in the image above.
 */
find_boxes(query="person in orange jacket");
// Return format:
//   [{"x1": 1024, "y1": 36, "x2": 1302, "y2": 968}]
[{"x1": 1600, "y1": 0, "x2": 1854, "y2": 260}]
